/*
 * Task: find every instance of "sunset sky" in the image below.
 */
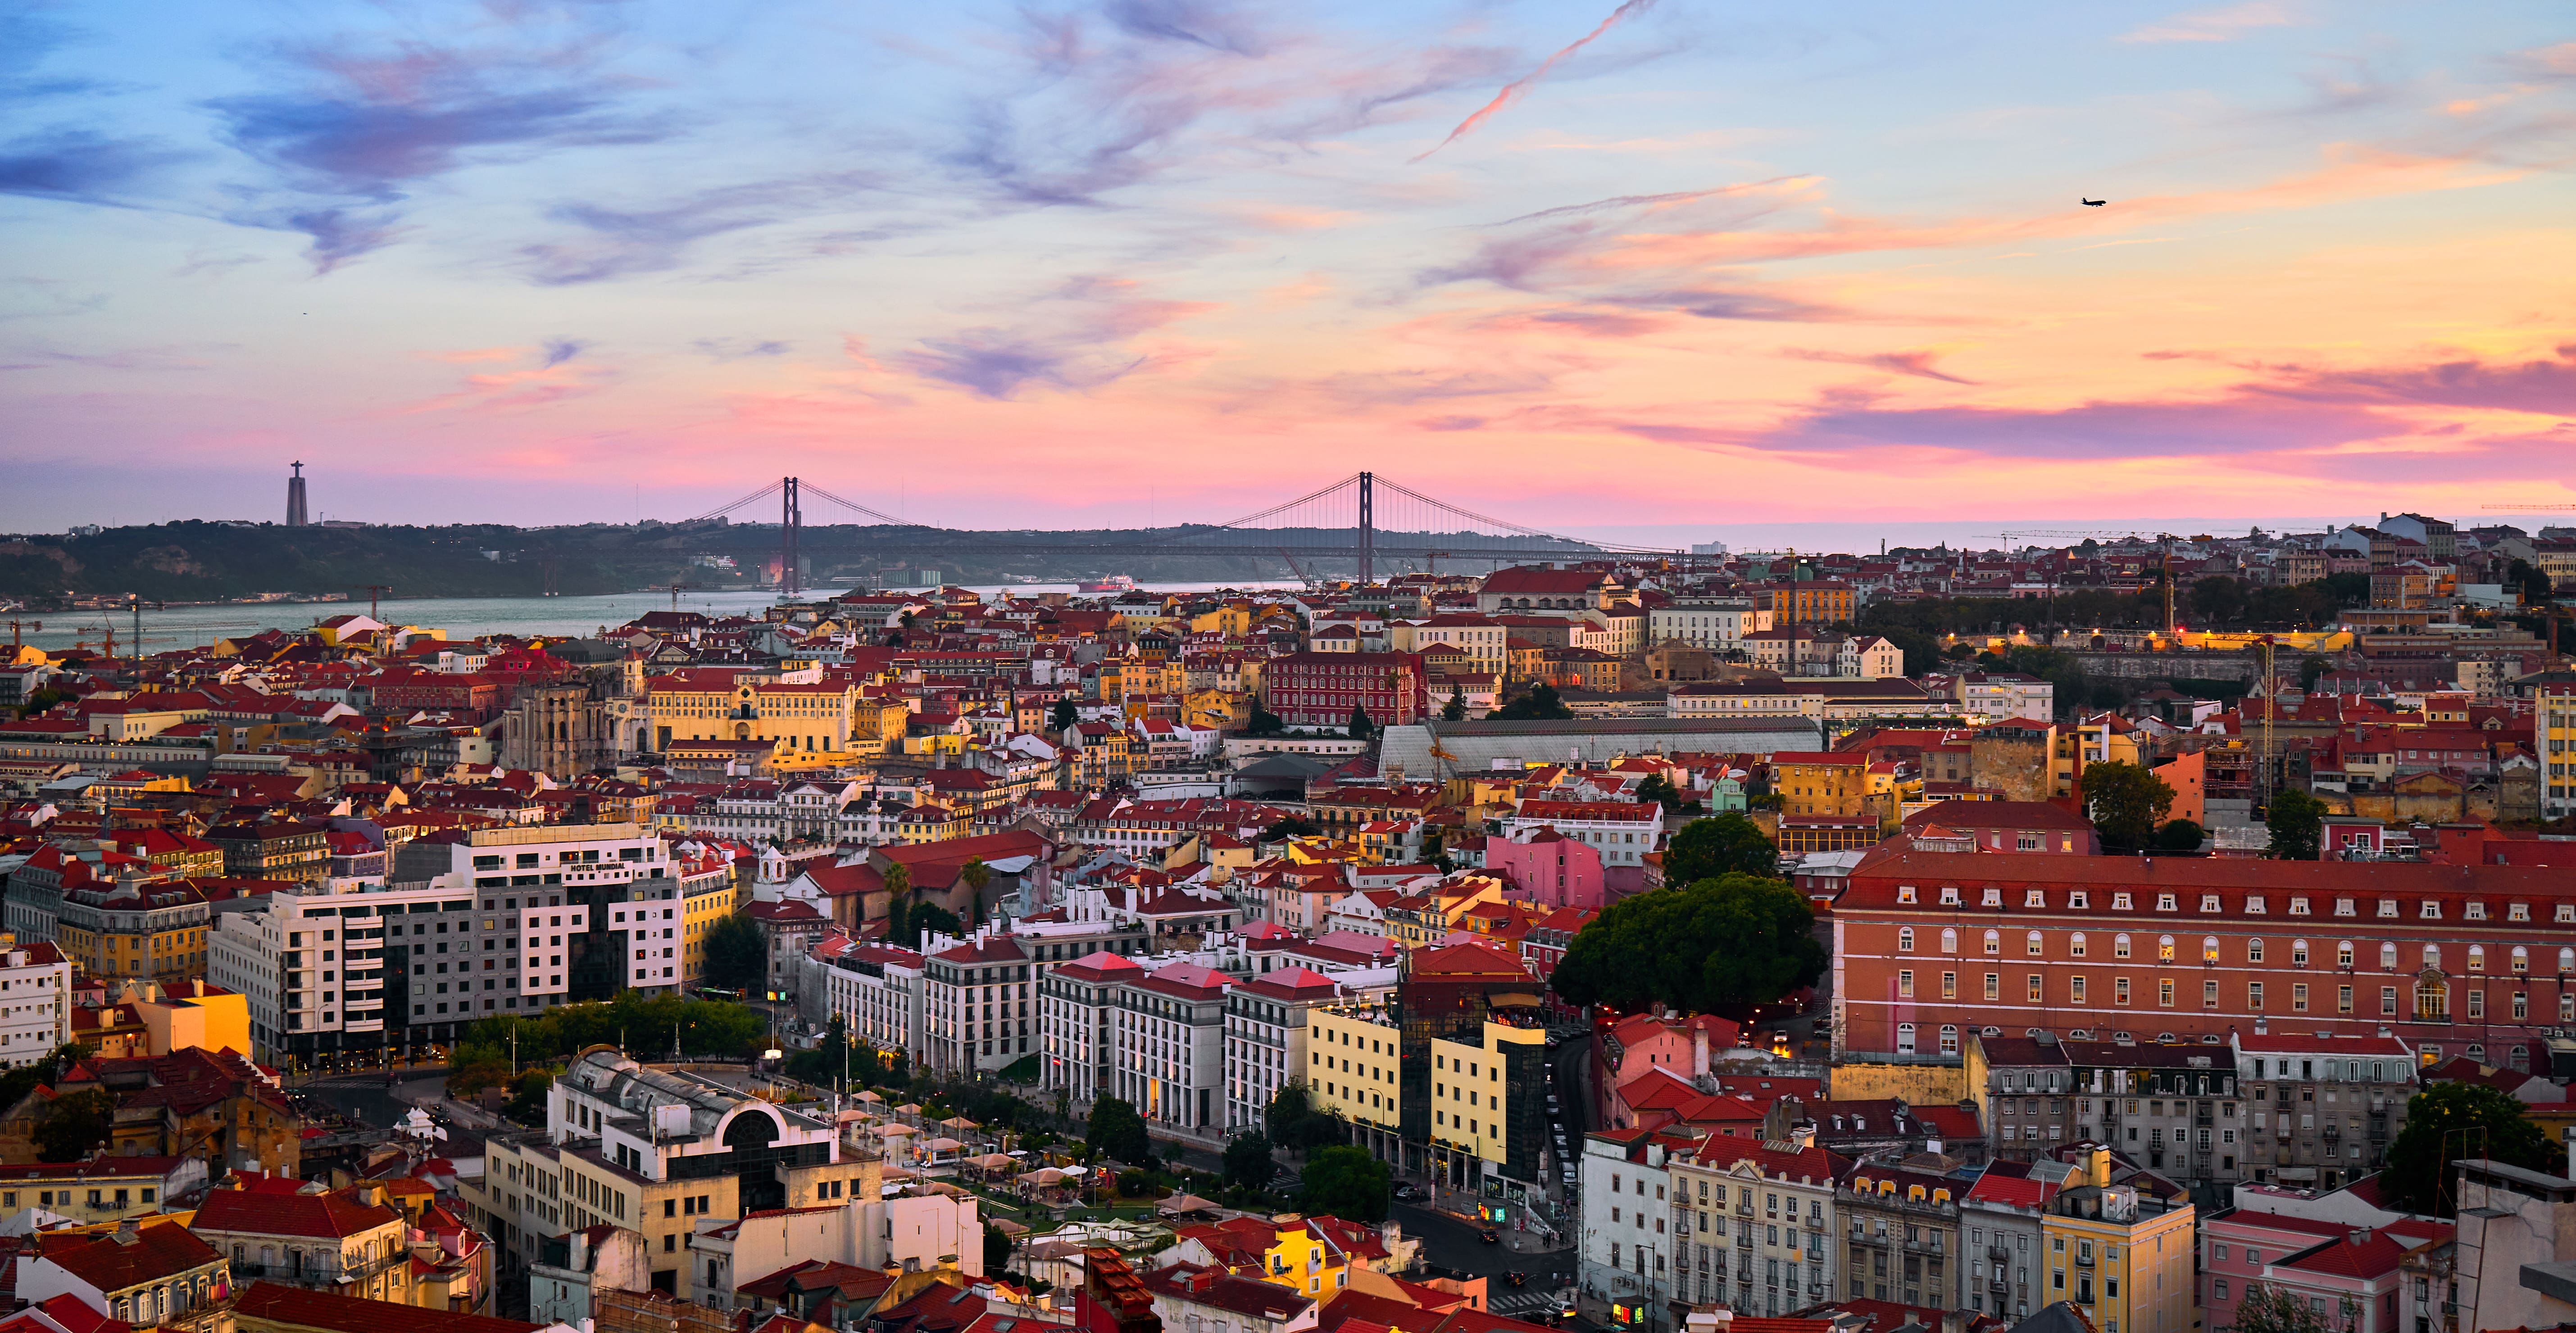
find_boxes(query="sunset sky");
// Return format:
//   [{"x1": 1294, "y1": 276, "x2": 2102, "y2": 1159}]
[{"x1": 5, "y1": 0, "x2": 2573, "y2": 547}]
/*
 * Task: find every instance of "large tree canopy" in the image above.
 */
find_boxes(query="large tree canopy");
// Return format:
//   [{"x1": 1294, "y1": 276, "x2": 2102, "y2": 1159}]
[
  {"x1": 1550, "y1": 873, "x2": 1824, "y2": 1013},
  {"x1": 1299, "y1": 1146, "x2": 1391, "y2": 1224},
  {"x1": 2383, "y1": 1082, "x2": 2566, "y2": 1214},
  {"x1": 2079, "y1": 761, "x2": 2174, "y2": 852},
  {"x1": 1663, "y1": 812, "x2": 1777, "y2": 881}
]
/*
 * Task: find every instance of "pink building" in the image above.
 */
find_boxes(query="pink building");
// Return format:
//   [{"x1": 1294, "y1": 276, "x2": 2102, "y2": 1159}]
[
  {"x1": 1484, "y1": 826, "x2": 1605, "y2": 909},
  {"x1": 2201, "y1": 1210, "x2": 2453, "y2": 1333}
]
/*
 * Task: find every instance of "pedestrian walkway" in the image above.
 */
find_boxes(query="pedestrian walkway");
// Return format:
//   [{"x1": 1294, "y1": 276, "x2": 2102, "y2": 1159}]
[{"x1": 1489, "y1": 1291, "x2": 1566, "y2": 1321}]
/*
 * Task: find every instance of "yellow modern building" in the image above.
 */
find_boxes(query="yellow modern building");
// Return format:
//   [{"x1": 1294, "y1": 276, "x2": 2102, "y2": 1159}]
[
  {"x1": 1426, "y1": 1019, "x2": 1546, "y2": 1187},
  {"x1": 1304, "y1": 1000, "x2": 1404, "y2": 1163}
]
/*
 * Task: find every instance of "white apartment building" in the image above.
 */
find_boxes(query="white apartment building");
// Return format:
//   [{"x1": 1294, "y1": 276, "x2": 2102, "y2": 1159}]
[
  {"x1": 0, "y1": 942, "x2": 71, "y2": 1066},
  {"x1": 805, "y1": 941, "x2": 925, "y2": 1060},
  {"x1": 1581, "y1": 1133, "x2": 1681, "y2": 1323},
  {"x1": 391, "y1": 822, "x2": 711, "y2": 999},
  {"x1": 1386, "y1": 616, "x2": 1509, "y2": 676},
  {"x1": 211, "y1": 875, "x2": 595, "y2": 1070},
  {"x1": 1111, "y1": 961, "x2": 1231, "y2": 1136},
  {"x1": 921, "y1": 932, "x2": 1035, "y2": 1078},
  {"x1": 1502, "y1": 801, "x2": 1665, "y2": 868},
  {"x1": 1951, "y1": 673, "x2": 2056, "y2": 724},
  {"x1": 1669, "y1": 1141, "x2": 1847, "y2": 1319},
  {"x1": 1038, "y1": 950, "x2": 1145, "y2": 1110},
  {"x1": 1222, "y1": 965, "x2": 1392, "y2": 1137},
  {"x1": 1648, "y1": 600, "x2": 1774, "y2": 654}
]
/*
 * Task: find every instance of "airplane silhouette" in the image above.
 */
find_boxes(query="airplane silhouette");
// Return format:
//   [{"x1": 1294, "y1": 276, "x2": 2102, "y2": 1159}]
[{"x1": 2081, "y1": 198, "x2": 2107, "y2": 207}]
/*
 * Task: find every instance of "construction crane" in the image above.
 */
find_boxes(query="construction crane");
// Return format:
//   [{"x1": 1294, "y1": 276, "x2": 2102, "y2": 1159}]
[
  {"x1": 7, "y1": 620, "x2": 37, "y2": 651},
  {"x1": 2254, "y1": 637, "x2": 2277, "y2": 812},
  {"x1": 1274, "y1": 549, "x2": 1322, "y2": 592}
]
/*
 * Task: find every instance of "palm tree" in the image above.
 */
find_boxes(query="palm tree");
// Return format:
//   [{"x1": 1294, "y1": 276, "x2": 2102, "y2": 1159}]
[{"x1": 961, "y1": 858, "x2": 992, "y2": 924}]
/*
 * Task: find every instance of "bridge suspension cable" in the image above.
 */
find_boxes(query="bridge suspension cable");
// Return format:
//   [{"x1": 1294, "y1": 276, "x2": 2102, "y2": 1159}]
[
  {"x1": 800, "y1": 483, "x2": 913, "y2": 528},
  {"x1": 683, "y1": 480, "x2": 783, "y2": 524}
]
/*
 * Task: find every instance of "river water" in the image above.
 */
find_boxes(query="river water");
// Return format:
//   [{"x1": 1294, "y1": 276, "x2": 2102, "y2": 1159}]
[{"x1": 18, "y1": 581, "x2": 1303, "y2": 654}]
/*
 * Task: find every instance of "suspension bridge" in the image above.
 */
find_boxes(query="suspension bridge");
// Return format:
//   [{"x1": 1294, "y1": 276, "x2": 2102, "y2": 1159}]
[{"x1": 678, "y1": 472, "x2": 1679, "y2": 594}]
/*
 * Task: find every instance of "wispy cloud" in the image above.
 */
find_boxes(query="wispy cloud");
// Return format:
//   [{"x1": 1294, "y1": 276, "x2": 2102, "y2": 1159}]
[
  {"x1": 208, "y1": 20, "x2": 664, "y2": 272},
  {"x1": 1785, "y1": 348, "x2": 1978, "y2": 383},
  {"x1": 539, "y1": 337, "x2": 588, "y2": 368},
  {"x1": 1414, "y1": 0, "x2": 1660, "y2": 160},
  {"x1": 896, "y1": 275, "x2": 1218, "y2": 399},
  {"x1": 2122, "y1": 1, "x2": 2303, "y2": 45},
  {"x1": 0, "y1": 127, "x2": 180, "y2": 207},
  {"x1": 695, "y1": 338, "x2": 791, "y2": 360}
]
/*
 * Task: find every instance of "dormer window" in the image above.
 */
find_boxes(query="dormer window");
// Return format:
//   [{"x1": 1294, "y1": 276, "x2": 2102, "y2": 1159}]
[
  {"x1": 2419, "y1": 901, "x2": 2442, "y2": 920},
  {"x1": 2378, "y1": 899, "x2": 2399, "y2": 918},
  {"x1": 1940, "y1": 887, "x2": 1961, "y2": 905},
  {"x1": 2113, "y1": 893, "x2": 2133, "y2": 911},
  {"x1": 2245, "y1": 897, "x2": 2266, "y2": 914},
  {"x1": 2069, "y1": 892, "x2": 2089, "y2": 909},
  {"x1": 2200, "y1": 895, "x2": 2221, "y2": 913},
  {"x1": 2156, "y1": 894, "x2": 2177, "y2": 912},
  {"x1": 2288, "y1": 896, "x2": 2310, "y2": 916},
  {"x1": 2559, "y1": 905, "x2": 2576, "y2": 924},
  {"x1": 1899, "y1": 886, "x2": 1918, "y2": 904},
  {"x1": 1983, "y1": 888, "x2": 2004, "y2": 907},
  {"x1": 2509, "y1": 902, "x2": 2531, "y2": 922},
  {"x1": 2025, "y1": 890, "x2": 2047, "y2": 908},
  {"x1": 2465, "y1": 902, "x2": 2487, "y2": 921},
  {"x1": 2335, "y1": 898, "x2": 2356, "y2": 916}
]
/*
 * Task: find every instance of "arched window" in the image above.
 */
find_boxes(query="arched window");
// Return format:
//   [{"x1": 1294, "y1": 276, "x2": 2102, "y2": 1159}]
[
  {"x1": 2114, "y1": 934, "x2": 2132, "y2": 959},
  {"x1": 2291, "y1": 939, "x2": 2310, "y2": 966},
  {"x1": 1984, "y1": 929, "x2": 2001, "y2": 955},
  {"x1": 2513, "y1": 946, "x2": 2531, "y2": 973},
  {"x1": 2338, "y1": 941, "x2": 2354, "y2": 968},
  {"x1": 2028, "y1": 931, "x2": 2044, "y2": 957},
  {"x1": 1897, "y1": 1023, "x2": 1917, "y2": 1055},
  {"x1": 2248, "y1": 938, "x2": 2266, "y2": 963},
  {"x1": 1939, "y1": 1025, "x2": 1960, "y2": 1055},
  {"x1": 2158, "y1": 934, "x2": 2176, "y2": 961},
  {"x1": 1941, "y1": 928, "x2": 1958, "y2": 953},
  {"x1": 2381, "y1": 943, "x2": 2399, "y2": 970},
  {"x1": 1898, "y1": 927, "x2": 1915, "y2": 952},
  {"x1": 2202, "y1": 936, "x2": 2220, "y2": 963},
  {"x1": 2468, "y1": 944, "x2": 2486, "y2": 972},
  {"x1": 2423, "y1": 943, "x2": 2442, "y2": 970},
  {"x1": 2071, "y1": 932, "x2": 2088, "y2": 957},
  {"x1": 2561, "y1": 947, "x2": 2575, "y2": 974}
]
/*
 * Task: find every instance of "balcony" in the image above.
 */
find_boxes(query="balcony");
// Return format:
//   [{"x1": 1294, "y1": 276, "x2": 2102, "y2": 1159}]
[
  {"x1": 2322, "y1": 1126, "x2": 2343, "y2": 1141},
  {"x1": 2075, "y1": 1253, "x2": 2096, "y2": 1268},
  {"x1": 1990, "y1": 1246, "x2": 2011, "y2": 1261}
]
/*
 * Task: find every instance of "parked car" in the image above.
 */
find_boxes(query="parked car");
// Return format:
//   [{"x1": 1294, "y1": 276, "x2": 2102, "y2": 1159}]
[
  {"x1": 1479, "y1": 1227, "x2": 1500, "y2": 1244},
  {"x1": 1393, "y1": 1183, "x2": 1422, "y2": 1200}
]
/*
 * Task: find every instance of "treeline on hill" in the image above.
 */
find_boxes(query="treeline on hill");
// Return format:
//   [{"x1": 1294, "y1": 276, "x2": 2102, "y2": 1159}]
[
  {"x1": 0, "y1": 521, "x2": 718, "y2": 603},
  {"x1": 1859, "y1": 573, "x2": 2371, "y2": 640},
  {"x1": 2, "y1": 518, "x2": 1610, "y2": 603}
]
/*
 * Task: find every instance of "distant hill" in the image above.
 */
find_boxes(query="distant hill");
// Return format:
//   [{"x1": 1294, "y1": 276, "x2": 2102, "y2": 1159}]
[{"x1": 0, "y1": 519, "x2": 1599, "y2": 604}]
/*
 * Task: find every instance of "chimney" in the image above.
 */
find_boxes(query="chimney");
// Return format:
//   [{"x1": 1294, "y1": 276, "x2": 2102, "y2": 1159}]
[
  {"x1": 1693, "y1": 1025, "x2": 1711, "y2": 1079},
  {"x1": 2087, "y1": 1144, "x2": 2113, "y2": 1189},
  {"x1": 2350, "y1": 1228, "x2": 2375, "y2": 1247}
]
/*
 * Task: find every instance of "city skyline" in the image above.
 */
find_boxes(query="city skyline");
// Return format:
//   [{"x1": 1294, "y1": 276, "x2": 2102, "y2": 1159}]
[{"x1": 5, "y1": 0, "x2": 2572, "y2": 531}]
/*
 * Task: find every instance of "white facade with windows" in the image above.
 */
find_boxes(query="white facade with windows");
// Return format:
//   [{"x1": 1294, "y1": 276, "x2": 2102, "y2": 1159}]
[
  {"x1": 0, "y1": 943, "x2": 70, "y2": 1067},
  {"x1": 1648, "y1": 600, "x2": 1773, "y2": 654}
]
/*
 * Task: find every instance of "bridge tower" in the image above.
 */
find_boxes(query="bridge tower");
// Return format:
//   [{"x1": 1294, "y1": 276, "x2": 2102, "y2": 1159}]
[
  {"x1": 781, "y1": 476, "x2": 802, "y2": 596},
  {"x1": 1356, "y1": 471, "x2": 1375, "y2": 586}
]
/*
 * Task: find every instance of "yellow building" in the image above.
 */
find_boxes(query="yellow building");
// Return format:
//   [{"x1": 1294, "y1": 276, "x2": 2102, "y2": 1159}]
[
  {"x1": 1772, "y1": 752, "x2": 1903, "y2": 819},
  {"x1": 1304, "y1": 1002, "x2": 1404, "y2": 1145},
  {"x1": 645, "y1": 670, "x2": 866, "y2": 755},
  {"x1": 1426, "y1": 1020, "x2": 1546, "y2": 1183},
  {"x1": 2040, "y1": 1147, "x2": 2197, "y2": 1333},
  {"x1": 677, "y1": 860, "x2": 741, "y2": 988},
  {"x1": 2054, "y1": 715, "x2": 2149, "y2": 797},
  {"x1": 0, "y1": 1158, "x2": 205, "y2": 1229},
  {"x1": 56, "y1": 882, "x2": 213, "y2": 987},
  {"x1": 2544, "y1": 685, "x2": 2576, "y2": 822},
  {"x1": 1190, "y1": 604, "x2": 1254, "y2": 637}
]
